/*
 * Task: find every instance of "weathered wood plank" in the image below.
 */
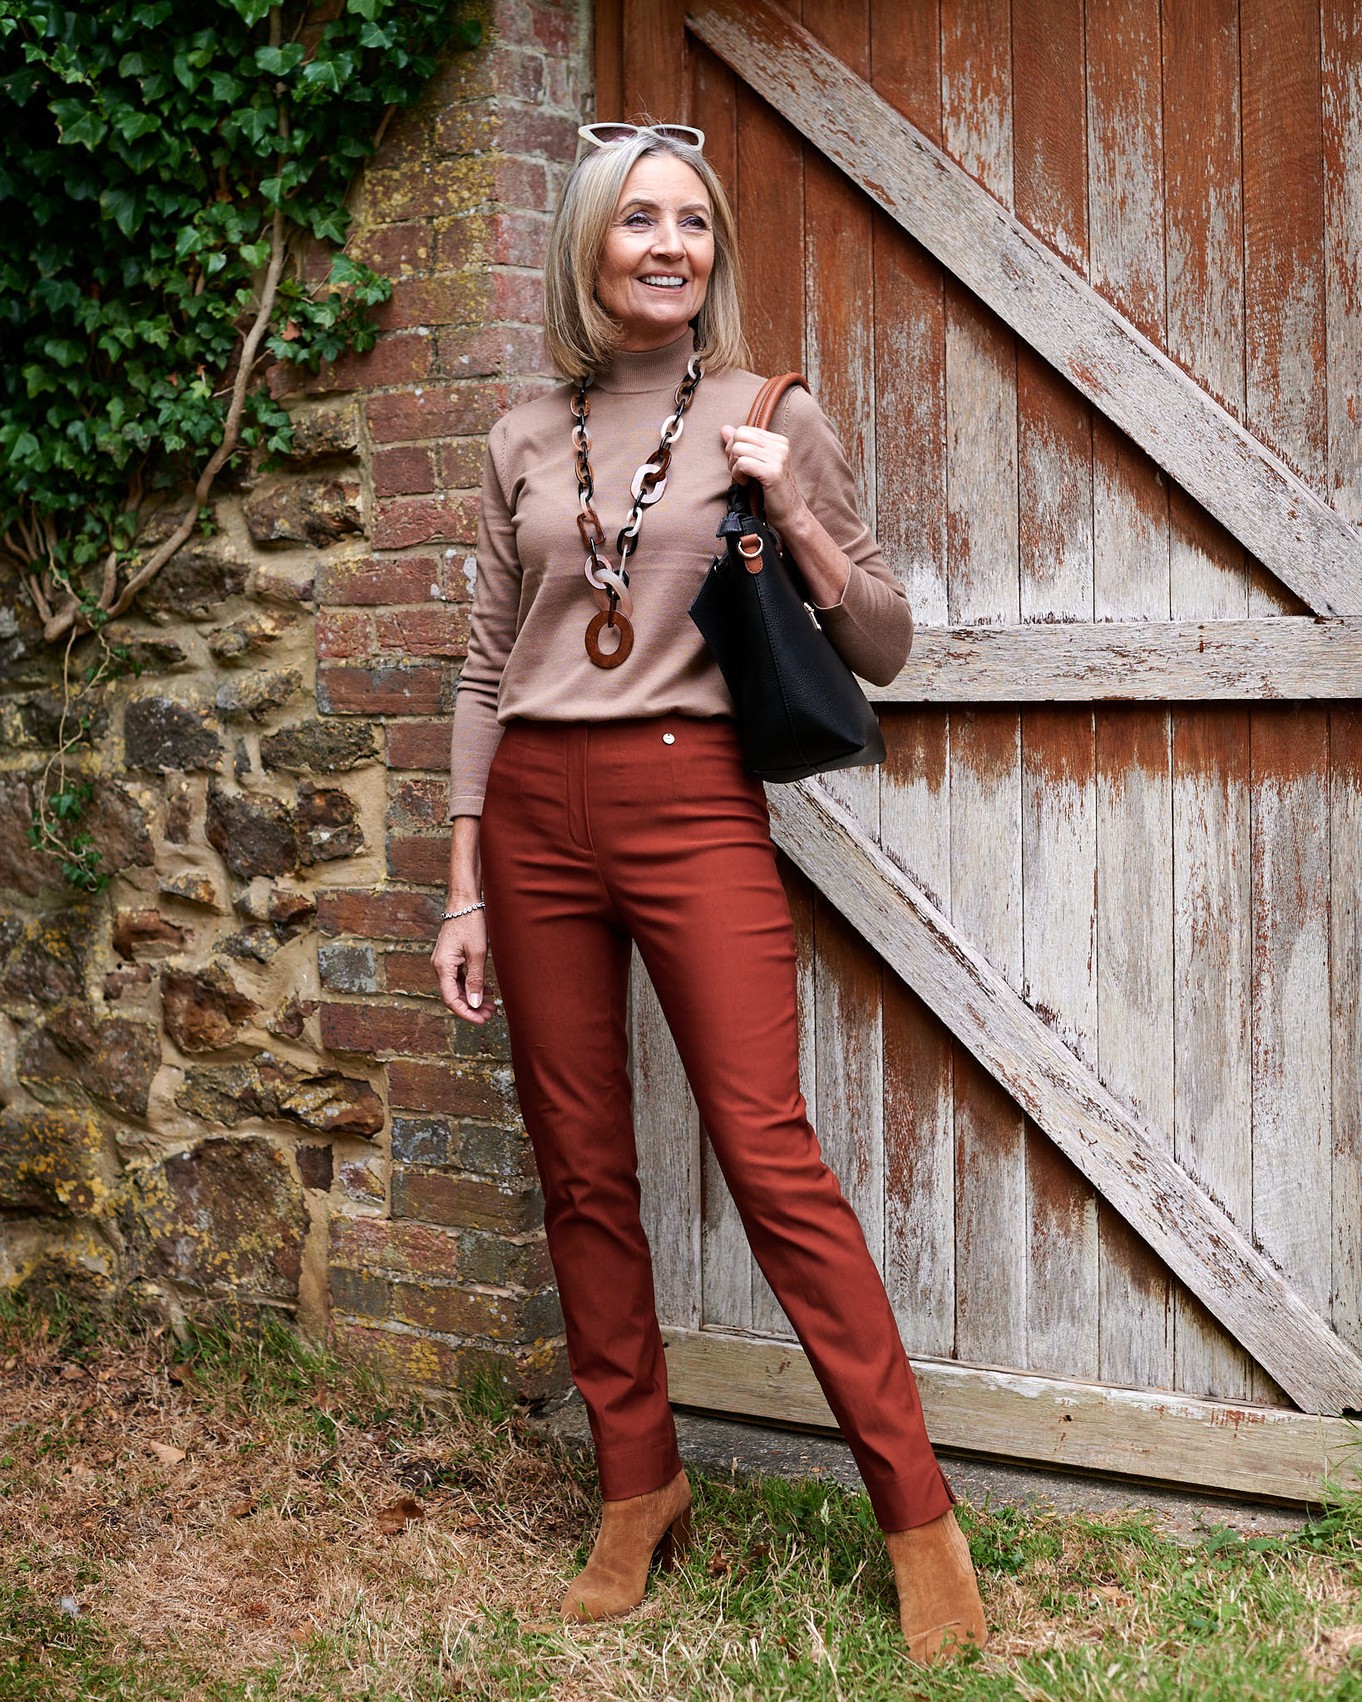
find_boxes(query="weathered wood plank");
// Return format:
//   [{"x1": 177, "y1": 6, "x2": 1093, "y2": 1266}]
[
  {"x1": 1095, "y1": 709, "x2": 1174, "y2": 1389},
  {"x1": 766, "y1": 778, "x2": 1362, "y2": 1414},
  {"x1": 629, "y1": 955, "x2": 701, "y2": 1332},
  {"x1": 1086, "y1": 0, "x2": 1175, "y2": 1395},
  {"x1": 1170, "y1": 709, "x2": 1257, "y2": 1401},
  {"x1": 1241, "y1": 0, "x2": 1327, "y2": 501},
  {"x1": 1332, "y1": 709, "x2": 1362, "y2": 1357},
  {"x1": 661, "y1": 1329, "x2": 1362, "y2": 1502},
  {"x1": 1250, "y1": 710, "x2": 1334, "y2": 1345},
  {"x1": 865, "y1": 618, "x2": 1362, "y2": 702},
  {"x1": 622, "y1": 0, "x2": 687, "y2": 122},
  {"x1": 1163, "y1": 0, "x2": 1250, "y2": 621},
  {"x1": 949, "y1": 711, "x2": 1026, "y2": 1367},
  {"x1": 685, "y1": 0, "x2": 1362, "y2": 615},
  {"x1": 938, "y1": 0, "x2": 1024, "y2": 1377},
  {"x1": 734, "y1": 81, "x2": 803, "y2": 379},
  {"x1": 1160, "y1": 2, "x2": 1260, "y2": 1401},
  {"x1": 1323, "y1": 2, "x2": 1362, "y2": 528},
  {"x1": 1013, "y1": 10, "x2": 1100, "y2": 1384},
  {"x1": 1243, "y1": 0, "x2": 1325, "y2": 619},
  {"x1": 1020, "y1": 706, "x2": 1100, "y2": 1380}
]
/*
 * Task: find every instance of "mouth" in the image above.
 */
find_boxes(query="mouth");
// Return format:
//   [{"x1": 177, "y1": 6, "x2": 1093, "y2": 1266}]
[{"x1": 638, "y1": 274, "x2": 688, "y2": 290}]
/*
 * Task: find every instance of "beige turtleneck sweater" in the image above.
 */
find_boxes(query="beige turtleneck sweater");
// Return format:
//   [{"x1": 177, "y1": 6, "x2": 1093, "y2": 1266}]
[{"x1": 447, "y1": 330, "x2": 912, "y2": 817}]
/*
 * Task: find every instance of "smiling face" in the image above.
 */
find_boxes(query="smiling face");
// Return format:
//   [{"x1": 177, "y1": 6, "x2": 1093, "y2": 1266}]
[{"x1": 594, "y1": 152, "x2": 715, "y2": 351}]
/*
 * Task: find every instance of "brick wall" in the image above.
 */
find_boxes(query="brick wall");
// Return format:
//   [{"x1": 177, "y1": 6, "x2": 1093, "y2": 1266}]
[{"x1": 301, "y1": 0, "x2": 591, "y2": 1399}]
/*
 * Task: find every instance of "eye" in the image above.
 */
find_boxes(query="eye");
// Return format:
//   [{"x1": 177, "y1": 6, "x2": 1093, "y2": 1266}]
[
  {"x1": 622, "y1": 211, "x2": 652, "y2": 227},
  {"x1": 683, "y1": 215, "x2": 710, "y2": 231}
]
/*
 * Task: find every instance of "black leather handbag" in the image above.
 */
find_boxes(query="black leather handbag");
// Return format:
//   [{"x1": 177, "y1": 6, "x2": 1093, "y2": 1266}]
[{"x1": 688, "y1": 372, "x2": 887, "y2": 783}]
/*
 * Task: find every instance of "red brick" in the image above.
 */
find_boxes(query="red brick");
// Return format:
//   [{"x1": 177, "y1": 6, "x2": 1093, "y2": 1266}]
[
  {"x1": 486, "y1": 267, "x2": 545, "y2": 323},
  {"x1": 351, "y1": 220, "x2": 437, "y2": 276},
  {"x1": 435, "y1": 210, "x2": 549, "y2": 272},
  {"x1": 492, "y1": 157, "x2": 551, "y2": 214},
  {"x1": 329, "y1": 1213, "x2": 461, "y2": 1278},
  {"x1": 329, "y1": 1266, "x2": 390, "y2": 1319},
  {"x1": 439, "y1": 437, "x2": 488, "y2": 489},
  {"x1": 457, "y1": 1229, "x2": 554, "y2": 1290},
  {"x1": 320, "y1": 1000, "x2": 451, "y2": 1056},
  {"x1": 531, "y1": 3, "x2": 575, "y2": 55},
  {"x1": 318, "y1": 888, "x2": 442, "y2": 940},
  {"x1": 383, "y1": 949, "x2": 442, "y2": 999},
  {"x1": 365, "y1": 158, "x2": 495, "y2": 223},
  {"x1": 495, "y1": 104, "x2": 580, "y2": 161},
  {"x1": 316, "y1": 609, "x2": 375, "y2": 659},
  {"x1": 388, "y1": 836, "x2": 449, "y2": 884},
  {"x1": 328, "y1": 1317, "x2": 461, "y2": 1386},
  {"x1": 375, "y1": 606, "x2": 470, "y2": 657},
  {"x1": 372, "y1": 445, "x2": 437, "y2": 498},
  {"x1": 368, "y1": 107, "x2": 430, "y2": 174},
  {"x1": 374, "y1": 272, "x2": 487, "y2": 334},
  {"x1": 544, "y1": 56, "x2": 581, "y2": 111},
  {"x1": 432, "y1": 48, "x2": 543, "y2": 122},
  {"x1": 388, "y1": 773, "x2": 449, "y2": 830},
  {"x1": 317, "y1": 555, "x2": 441, "y2": 607},
  {"x1": 384, "y1": 721, "x2": 452, "y2": 770},
  {"x1": 365, "y1": 380, "x2": 541, "y2": 444},
  {"x1": 437, "y1": 322, "x2": 546, "y2": 380},
  {"x1": 391, "y1": 1168, "x2": 538, "y2": 1234},
  {"x1": 372, "y1": 494, "x2": 478, "y2": 551},
  {"x1": 389, "y1": 1059, "x2": 518, "y2": 1121},
  {"x1": 320, "y1": 331, "x2": 433, "y2": 392},
  {"x1": 318, "y1": 662, "x2": 447, "y2": 716},
  {"x1": 492, "y1": 209, "x2": 551, "y2": 268},
  {"x1": 388, "y1": 1280, "x2": 522, "y2": 1339}
]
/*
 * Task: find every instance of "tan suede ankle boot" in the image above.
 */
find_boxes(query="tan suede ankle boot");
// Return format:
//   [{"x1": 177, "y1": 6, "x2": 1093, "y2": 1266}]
[
  {"x1": 560, "y1": 1468, "x2": 693, "y2": 1622},
  {"x1": 884, "y1": 1508, "x2": 987, "y2": 1664}
]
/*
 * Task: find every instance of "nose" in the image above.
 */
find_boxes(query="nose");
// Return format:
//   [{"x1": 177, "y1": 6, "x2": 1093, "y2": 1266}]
[{"x1": 650, "y1": 218, "x2": 684, "y2": 257}]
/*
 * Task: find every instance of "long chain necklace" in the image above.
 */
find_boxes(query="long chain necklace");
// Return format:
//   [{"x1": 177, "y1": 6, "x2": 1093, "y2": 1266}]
[{"x1": 571, "y1": 356, "x2": 704, "y2": 668}]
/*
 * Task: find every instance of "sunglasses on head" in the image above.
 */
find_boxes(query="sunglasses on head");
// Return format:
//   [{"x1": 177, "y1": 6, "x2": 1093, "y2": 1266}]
[{"x1": 577, "y1": 122, "x2": 706, "y2": 151}]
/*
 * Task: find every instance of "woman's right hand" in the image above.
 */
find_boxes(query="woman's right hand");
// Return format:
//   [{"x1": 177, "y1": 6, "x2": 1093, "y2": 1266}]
[{"x1": 432, "y1": 911, "x2": 494, "y2": 1024}]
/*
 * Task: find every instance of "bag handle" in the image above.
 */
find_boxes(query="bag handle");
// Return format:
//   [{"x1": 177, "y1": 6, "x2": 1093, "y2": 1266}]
[
  {"x1": 746, "y1": 371, "x2": 808, "y2": 432},
  {"x1": 738, "y1": 372, "x2": 809, "y2": 521}
]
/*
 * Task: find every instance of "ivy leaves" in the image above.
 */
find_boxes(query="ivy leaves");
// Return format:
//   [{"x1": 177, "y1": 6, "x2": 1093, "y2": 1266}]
[{"x1": 0, "y1": 0, "x2": 475, "y2": 595}]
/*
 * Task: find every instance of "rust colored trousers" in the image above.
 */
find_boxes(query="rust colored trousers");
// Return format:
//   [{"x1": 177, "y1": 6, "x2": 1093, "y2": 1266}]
[{"x1": 479, "y1": 715, "x2": 955, "y2": 1531}]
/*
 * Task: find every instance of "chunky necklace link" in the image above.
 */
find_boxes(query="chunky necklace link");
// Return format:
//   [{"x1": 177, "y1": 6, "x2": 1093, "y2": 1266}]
[{"x1": 572, "y1": 356, "x2": 704, "y2": 668}]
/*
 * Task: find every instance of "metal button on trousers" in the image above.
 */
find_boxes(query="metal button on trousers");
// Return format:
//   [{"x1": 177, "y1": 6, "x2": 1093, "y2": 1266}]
[{"x1": 479, "y1": 715, "x2": 955, "y2": 1531}]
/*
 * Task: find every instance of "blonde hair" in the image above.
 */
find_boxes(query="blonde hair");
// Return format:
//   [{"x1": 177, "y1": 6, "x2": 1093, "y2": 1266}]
[{"x1": 543, "y1": 130, "x2": 747, "y2": 381}]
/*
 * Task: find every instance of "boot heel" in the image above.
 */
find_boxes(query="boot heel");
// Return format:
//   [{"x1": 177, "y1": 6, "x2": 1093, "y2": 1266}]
[{"x1": 656, "y1": 1502, "x2": 693, "y2": 1571}]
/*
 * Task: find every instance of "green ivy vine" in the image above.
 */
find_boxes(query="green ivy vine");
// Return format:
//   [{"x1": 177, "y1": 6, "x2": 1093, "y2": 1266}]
[{"x1": 0, "y1": 0, "x2": 477, "y2": 890}]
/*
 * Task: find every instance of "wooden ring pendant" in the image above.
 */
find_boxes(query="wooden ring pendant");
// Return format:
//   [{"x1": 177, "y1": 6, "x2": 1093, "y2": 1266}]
[{"x1": 585, "y1": 610, "x2": 634, "y2": 669}]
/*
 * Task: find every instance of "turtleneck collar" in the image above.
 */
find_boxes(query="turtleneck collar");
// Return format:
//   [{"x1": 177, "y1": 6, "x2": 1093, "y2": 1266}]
[{"x1": 591, "y1": 327, "x2": 698, "y2": 394}]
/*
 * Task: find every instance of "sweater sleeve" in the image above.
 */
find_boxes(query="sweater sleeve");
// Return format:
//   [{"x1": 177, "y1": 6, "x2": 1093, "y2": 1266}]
[
  {"x1": 776, "y1": 385, "x2": 913, "y2": 687},
  {"x1": 448, "y1": 416, "x2": 521, "y2": 819}
]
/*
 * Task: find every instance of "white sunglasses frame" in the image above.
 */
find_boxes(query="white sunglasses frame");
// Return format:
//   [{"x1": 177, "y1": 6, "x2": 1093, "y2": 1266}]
[{"x1": 577, "y1": 122, "x2": 707, "y2": 152}]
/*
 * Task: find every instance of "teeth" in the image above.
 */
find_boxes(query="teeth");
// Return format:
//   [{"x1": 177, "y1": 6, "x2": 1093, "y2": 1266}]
[{"x1": 640, "y1": 276, "x2": 685, "y2": 288}]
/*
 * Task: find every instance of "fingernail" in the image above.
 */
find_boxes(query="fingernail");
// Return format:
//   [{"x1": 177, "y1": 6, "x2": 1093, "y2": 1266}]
[{"x1": 469, "y1": 991, "x2": 481, "y2": 1008}]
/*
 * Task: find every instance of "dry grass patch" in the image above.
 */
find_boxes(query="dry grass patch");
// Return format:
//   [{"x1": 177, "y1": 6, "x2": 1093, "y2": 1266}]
[{"x1": 2, "y1": 1290, "x2": 1361, "y2": 1701}]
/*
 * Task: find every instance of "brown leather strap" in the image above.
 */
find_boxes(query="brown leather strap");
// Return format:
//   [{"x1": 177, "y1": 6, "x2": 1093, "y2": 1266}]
[{"x1": 746, "y1": 371, "x2": 808, "y2": 432}]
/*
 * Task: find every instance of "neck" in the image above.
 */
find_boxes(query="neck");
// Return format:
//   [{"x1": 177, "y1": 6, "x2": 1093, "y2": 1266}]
[{"x1": 593, "y1": 327, "x2": 697, "y2": 393}]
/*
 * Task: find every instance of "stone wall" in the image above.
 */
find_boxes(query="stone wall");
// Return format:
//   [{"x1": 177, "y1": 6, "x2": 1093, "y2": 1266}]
[{"x1": 0, "y1": 0, "x2": 590, "y2": 1405}]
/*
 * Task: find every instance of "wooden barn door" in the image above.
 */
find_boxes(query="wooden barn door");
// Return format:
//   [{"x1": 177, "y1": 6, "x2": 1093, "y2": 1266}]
[{"x1": 595, "y1": 0, "x2": 1362, "y2": 1498}]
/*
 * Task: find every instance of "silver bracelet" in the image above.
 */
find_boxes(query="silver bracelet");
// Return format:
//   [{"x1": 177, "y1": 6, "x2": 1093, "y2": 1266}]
[{"x1": 440, "y1": 899, "x2": 485, "y2": 922}]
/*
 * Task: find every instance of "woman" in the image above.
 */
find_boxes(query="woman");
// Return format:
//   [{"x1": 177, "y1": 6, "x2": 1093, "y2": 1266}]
[{"x1": 432, "y1": 122, "x2": 986, "y2": 1665}]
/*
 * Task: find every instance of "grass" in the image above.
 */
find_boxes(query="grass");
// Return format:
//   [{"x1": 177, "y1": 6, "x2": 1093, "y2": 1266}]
[{"x1": 2, "y1": 1291, "x2": 1361, "y2": 1701}]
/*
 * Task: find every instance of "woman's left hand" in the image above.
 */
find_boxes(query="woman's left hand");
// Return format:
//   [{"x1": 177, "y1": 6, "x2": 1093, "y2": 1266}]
[{"x1": 720, "y1": 424, "x2": 809, "y2": 533}]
